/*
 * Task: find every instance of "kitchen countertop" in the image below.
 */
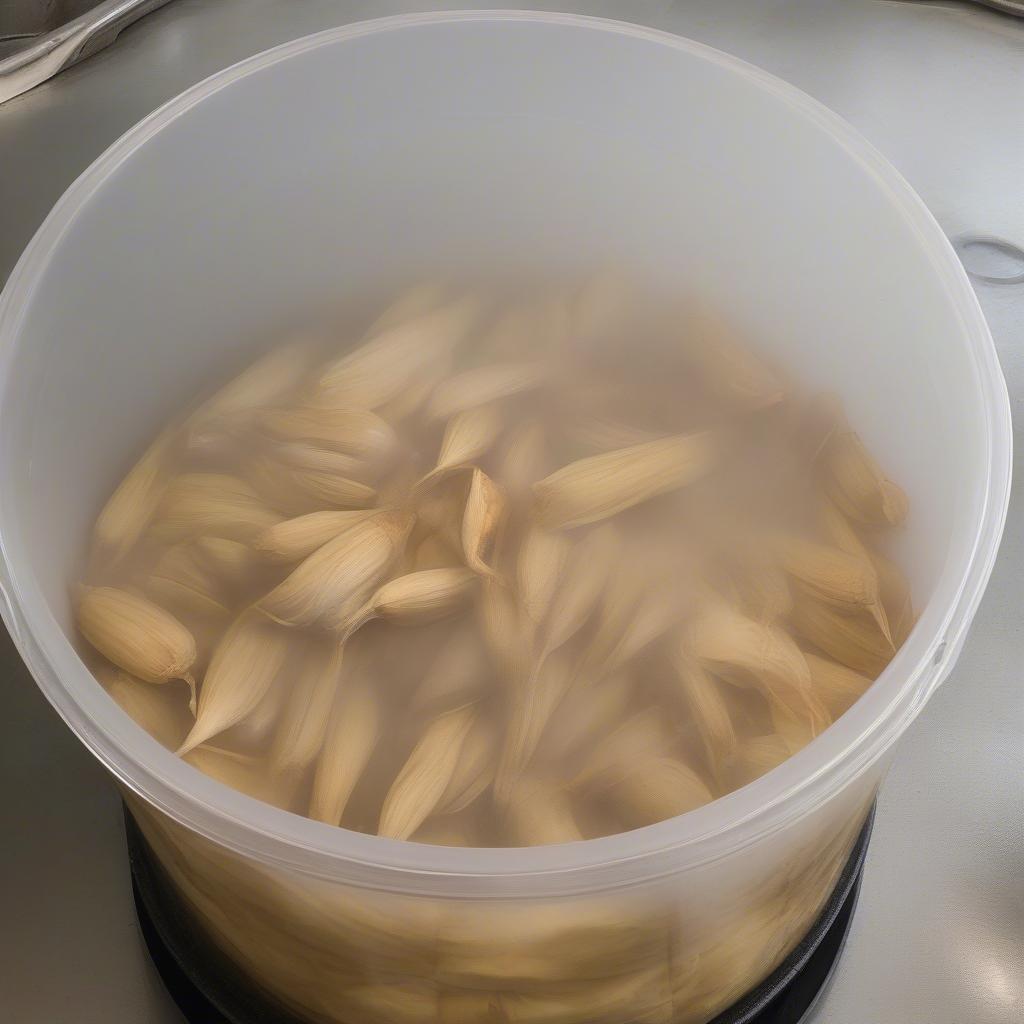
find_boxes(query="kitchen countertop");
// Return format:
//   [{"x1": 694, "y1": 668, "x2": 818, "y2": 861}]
[{"x1": 0, "y1": 2, "x2": 1021, "y2": 1022}]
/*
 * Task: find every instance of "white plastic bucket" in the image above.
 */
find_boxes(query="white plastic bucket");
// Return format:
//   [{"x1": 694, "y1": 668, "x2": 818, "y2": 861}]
[{"x1": 0, "y1": 13, "x2": 1010, "y2": 1023}]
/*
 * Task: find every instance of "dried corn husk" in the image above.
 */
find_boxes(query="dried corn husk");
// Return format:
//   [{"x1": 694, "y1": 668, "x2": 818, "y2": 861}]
[
  {"x1": 572, "y1": 708, "x2": 672, "y2": 788},
  {"x1": 684, "y1": 305, "x2": 786, "y2": 411},
  {"x1": 185, "y1": 338, "x2": 316, "y2": 452},
  {"x1": 146, "y1": 544, "x2": 230, "y2": 619},
  {"x1": 314, "y1": 298, "x2": 479, "y2": 410},
  {"x1": 533, "y1": 433, "x2": 714, "y2": 529},
  {"x1": 517, "y1": 526, "x2": 571, "y2": 629},
  {"x1": 92, "y1": 427, "x2": 177, "y2": 564},
  {"x1": 436, "y1": 712, "x2": 495, "y2": 815},
  {"x1": 253, "y1": 509, "x2": 378, "y2": 564},
  {"x1": 98, "y1": 666, "x2": 191, "y2": 750},
  {"x1": 567, "y1": 415, "x2": 663, "y2": 454},
  {"x1": 378, "y1": 703, "x2": 477, "y2": 839},
  {"x1": 789, "y1": 594, "x2": 894, "y2": 676},
  {"x1": 461, "y1": 468, "x2": 506, "y2": 579},
  {"x1": 504, "y1": 777, "x2": 584, "y2": 845},
  {"x1": 539, "y1": 524, "x2": 617, "y2": 658},
  {"x1": 240, "y1": 454, "x2": 318, "y2": 517},
  {"x1": 77, "y1": 587, "x2": 196, "y2": 699},
  {"x1": 287, "y1": 466, "x2": 378, "y2": 509},
  {"x1": 194, "y1": 537, "x2": 262, "y2": 591},
  {"x1": 343, "y1": 568, "x2": 477, "y2": 636},
  {"x1": 604, "y1": 755, "x2": 714, "y2": 827},
  {"x1": 419, "y1": 404, "x2": 503, "y2": 488},
  {"x1": 667, "y1": 641, "x2": 737, "y2": 787},
  {"x1": 269, "y1": 441, "x2": 379, "y2": 482},
  {"x1": 732, "y1": 733, "x2": 791, "y2": 787},
  {"x1": 260, "y1": 407, "x2": 398, "y2": 463},
  {"x1": 411, "y1": 622, "x2": 487, "y2": 712},
  {"x1": 804, "y1": 651, "x2": 872, "y2": 718},
  {"x1": 308, "y1": 669, "x2": 380, "y2": 825},
  {"x1": 427, "y1": 361, "x2": 546, "y2": 420},
  {"x1": 496, "y1": 650, "x2": 575, "y2": 800},
  {"x1": 872, "y1": 551, "x2": 915, "y2": 648},
  {"x1": 477, "y1": 579, "x2": 525, "y2": 678},
  {"x1": 269, "y1": 641, "x2": 344, "y2": 772},
  {"x1": 257, "y1": 510, "x2": 412, "y2": 628},
  {"x1": 499, "y1": 420, "x2": 548, "y2": 499},
  {"x1": 537, "y1": 671, "x2": 634, "y2": 765},
  {"x1": 178, "y1": 612, "x2": 292, "y2": 754},
  {"x1": 217, "y1": 681, "x2": 286, "y2": 753},
  {"x1": 775, "y1": 534, "x2": 891, "y2": 642},
  {"x1": 152, "y1": 473, "x2": 281, "y2": 543},
  {"x1": 412, "y1": 816, "x2": 478, "y2": 848},
  {"x1": 820, "y1": 426, "x2": 909, "y2": 526},
  {"x1": 183, "y1": 745, "x2": 297, "y2": 811}
]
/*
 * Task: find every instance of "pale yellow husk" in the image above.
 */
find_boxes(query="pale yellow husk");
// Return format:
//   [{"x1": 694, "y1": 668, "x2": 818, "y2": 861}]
[
  {"x1": 260, "y1": 406, "x2": 398, "y2": 462},
  {"x1": 194, "y1": 537, "x2": 262, "y2": 591},
  {"x1": 789, "y1": 593, "x2": 895, "y2": 676},
  {"x1": 410, "y1": 621, "x2": 487, "y2": 712},
  {"x1": 460, "y1": 468, "x2": 506, "y2": 579},
  {"x1": 504, "y1": 776, "x2": 584, "y2": 846},
  {"x1": 821, "y1": 426, "x2": 909, "y2": 526},
  {"x1": 183, "y1": 745, "x2": 298, "y2": 811},
  {"x1": 98, "y1": 665, "x2": 192, "y2": 750},
  {"x1": 499, "y1": 420, "x2": 548, "y2": 499},
  {"x1": 344, "y1": 567, "x2": 478, "y2": 637},
  {"x1": 420, "y1": 404, "x2": 503, "y2": 487},
  {"x1": 435, "y1": 711, "x2": 495, "y2": 815},
  {"x1": 151, "y1": 473, "x2": 281, "y2": 543},
  {"x1": 427, "y1": 360, "x2": 547, "y2": 420},
  {"x1": 253, "y1": 509, "x2": 378, "y2": 563},
  {"x1": 517, "y1": 525, "x2": 571, "y2": 628},
  {"x1": 146, "y1": 543, "x2": 230, "y2": 619}
]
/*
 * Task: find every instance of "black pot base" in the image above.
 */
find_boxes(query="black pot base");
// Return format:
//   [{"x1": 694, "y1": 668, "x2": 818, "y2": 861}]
[{"x1": 127, "y1": 805, "x2": 874, "y2": 1024}]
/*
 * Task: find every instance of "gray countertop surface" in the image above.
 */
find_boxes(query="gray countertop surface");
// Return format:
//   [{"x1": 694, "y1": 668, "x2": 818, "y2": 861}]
[{"x1": 1, "y1": 2, "x2": 1022, "y2": 1022}]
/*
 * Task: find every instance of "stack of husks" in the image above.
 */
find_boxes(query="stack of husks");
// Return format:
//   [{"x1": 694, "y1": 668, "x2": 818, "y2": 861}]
[{"x1": 77, "y1": 280, "x2": 912, "y2": 847}]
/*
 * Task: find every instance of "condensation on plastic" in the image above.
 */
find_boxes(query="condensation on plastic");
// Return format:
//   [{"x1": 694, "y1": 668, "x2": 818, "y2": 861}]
[{"x1": 0, "y1": 12, "x2": 1011, "y2": 1024}]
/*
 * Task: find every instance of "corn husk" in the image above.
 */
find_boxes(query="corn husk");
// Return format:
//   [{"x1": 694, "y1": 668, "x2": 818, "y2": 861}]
[
  {"x1": 820, "y1": 426, "x2": 909, "y2": 527},
  {"x1": 269, "y1": 641, "x2": 344, "y2": 773},
  {"x1": 572, "y1": 708, "x2": 672, "y2": 788},
  {"x1": 436, "y1": 712, "x2": 495, "y2": 815},
  {"x1": 411, "y1": 621, "x2": 487, "y2": 712},
  {"x1": 313, "y1": 298, "x2": 480, "y2": 409},
  {"x1": 477, "y1": 579, "x2": 525, "y2": 678},
  {"x1": 308, "y1": 669, "x2": 380, "y2": 825},
  {"x1": 178, "y1": 612, "x2": 292, "y2": 754},
  {"x1": 183, "y1": 745, "x2": 297, "y2": 811},
  {"x1": 98, "y1": 666, "x2": 191, "y2": 750},
  {"x1": 377, "y1": 377, "x2": 438, "y2": 424},
  {"x1": 499, "y1": 420, "x2": 548, "y2": 499},
  {"x1": 217, "y1": 681, "x2": 286, "y2": 753},
  {"x1": 427, "y1": 361, "x2": 546, "y2": 420},
  {"x1": 775, "y1": 534, "x2": 891, "y2": 642},
  {"x1": 566, "y1": 415, "x2": 663, "y2": 454},
  {"x1": 533, "y1": 433, "x2": 714, "y2": 530},
  {"x1": 789, "y1": 594, "x2": 895, "y2": 676},
  {"x1": 184, "y1": 338, "x2": 317, "y2": 453},
  {"x1": 872, "y1": 551, "x2": 915, "y2": 648},
  {"x1": 151, "y1": 473, "x2": 281, "y2": 543},
  {"x1": 287, "y1": 466, "x2": 378, "y2": 509},
  {"x1": 683, "y1": 305, "x2": 786, "y2": 411},
  {"x1": 461, "y1": 469, "x2": 506, "y2": 579},
  {"x1": 260, "y1": 407, "x2": 398, "y2": 463},
  {"x1": 194, "y1": 537, "x2": 262, "y2": 591},
  {"x1": 253, "y1": 510, "x2": 378, "y2": 563},
  {"x1": 77, "y1": 587, "x2": 196, "y2": 697},
  {"x1": 667, "y1": 642, "x2": 737, "y2": 787},
  {"x1": 536, "y1": 671, "x2": 634, "y2": 765},
  {"x1": 420, "y1": 404, "x2": 503, "y2": 488},
  {"x1": 732, "y1": 732, "x2": 791, "y2": 788},
  {"x1": 146, "y1": 543, "x2": 230, "y2": 619},
  {"x1": 804, "y1": 650, "x2": 872, "y2": 718},
  {"x1": 343, "y1": 568, "x2": 477, "y2": 636},
  {"x1": 604, "y1": 756, "x2": 714, "y2": 827},
  {"x1": 687, "y1": 598, "x2": 826, "y2": 738},
  {"x1": 269, "y1": 441, "x2": 380, "y2": 482},
  {"x1": 496, "y1": 650, "x2": 575, "y2": 801},
  {"x1": 411, "y1": 816, "x2": 478, "y2": 848},
  {"x1": 240, "y1": 454, "x2": 319, "y2": 517},
  {"x1": 92, "y1": 427, "x2": 177, "y2": 564},
  {"x1": 257, "y1": 510, "x2": 412, "y2": 628},
  {"x1": 504, "y1": 777, "x2": 584, "y2": 846},
  {"x1": 378, "y1": 703, "x2": 477, "y2": 840},
  {"x1": 517, "y1": 526, "x2": 571, "y2": 629}
]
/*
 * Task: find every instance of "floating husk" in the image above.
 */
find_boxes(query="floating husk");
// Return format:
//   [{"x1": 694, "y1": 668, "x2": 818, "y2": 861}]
[
  {"x1": 517, "y1": 525, "x2": 571, "y2": 629},
  {"x1": 536, "y1": 671, "x2": 634, "y2": 765},
  {"x1": 419, "y1": 404, "x2": 503, "y2": 487},
  {"x1": 260, "y1": 407, "x2": 398, "y2": 463},
  {"x1": 217, "y1": 681, "x2": 286, "y2": 753},
  {"x1": 286, "y1": 467, "x2": 378, "y2": 509},
  {"x1": 477, "y1": 579, "x2": 525, "y2": 678},
  {"x1": 872, "y1": 551, "x2": 915, "y2": 648},
  {"x1": 343, "y1": 568, "x2": 478, "y2": 636},
  {"x1": 253, "y1": 510, "x2": 378, "y2": 563},
  {"x1": 269, "y1": 441, "x2": 378, "y2": 481},
  {"x1": 410, "y1": 621, "x2": 487, "y2": 712},
  {"x1": 77, "y1": 587, "x2": 196, "y2": 696},
  {"x1": 504, "y1": 777, "x2": 584, "y2": 846},
  {"x1": 566, "y1": 414, "x2": 664, "y2": 454},
  {"x1": 789, "y1": 593, "x2": 895, "y2": 676},
  {"x1": 92, "y1": 427, "x2": 177, "y2": 565},
  {"x1": 257, "y1": 510, "x2": 412, "y2": 627},
  {"x1": 667, "y1": 641, "x2": 737, "y2": 787},
  {"x1": 820, "y1": 425, "x2": 909, "y2": 526},
  {"x1": 378, "y1": 703, "x2": 477, "y2": 840},
  {"x1": 314, "y1": 298, "x2": 480, "y2": 409},
  {"x1": 461, "y1": 468, "x2": 506, "y2": 579},
  {"x1": 308, "y1": 668, "x2": 380, "y2": 826},
  {"x1": 151, "y1": 473, "x2": 281, "y2": 543},
  {"x1": 533, "y1": 433, "x2": 714, "y2": 529},
  {"x1": 183, "y1": 745, "x2": 298, "y2": 811},
  {"x1": 572, "y1": 708, "x2": 672, "y2": 788},
  {"x1": 185, "y1": 338, "x2": 317, "y2": 452},
  {"x1": 499, "y1": 420, "x2": 548, "y2": 499},
  {"x1": 436, "y1": 711, "x2": 495, "y2": 815},
  {"x1": 804, "y1": 650, "x2": 874, "y2": 718},
  {"x1": 178, "y1": 611, "x2": 292, "y2": 754},
  {"x1": 603, "y1": 755, "x2": 714, "y2": 827},
  {"x1": 377, "y1": 377, "x2": 438, "y2": 424},
  {"x1": 270, "y1": 641, "x2": 345, "y2": 773},
  {"x1": 98, "y1": 666, "x2": 191, "y2": 750},
  {"x1": 146, "y1": 543, "x2": 230, "y2": 619},
  {"x1": 194, "y1": 537, "x2": 263, "y2": 591},
  {"x1": 427, "y1": 361, "x2": 547, "y2": 420},
  {"x1": 732, "y1": 732, "x2": 791, "y2": 787}
]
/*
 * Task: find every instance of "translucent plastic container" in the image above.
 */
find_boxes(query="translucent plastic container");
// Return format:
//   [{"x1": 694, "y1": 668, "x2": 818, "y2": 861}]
[{"x1": 0, "y1": 13, "x2": 1010, "y2": 1024}]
